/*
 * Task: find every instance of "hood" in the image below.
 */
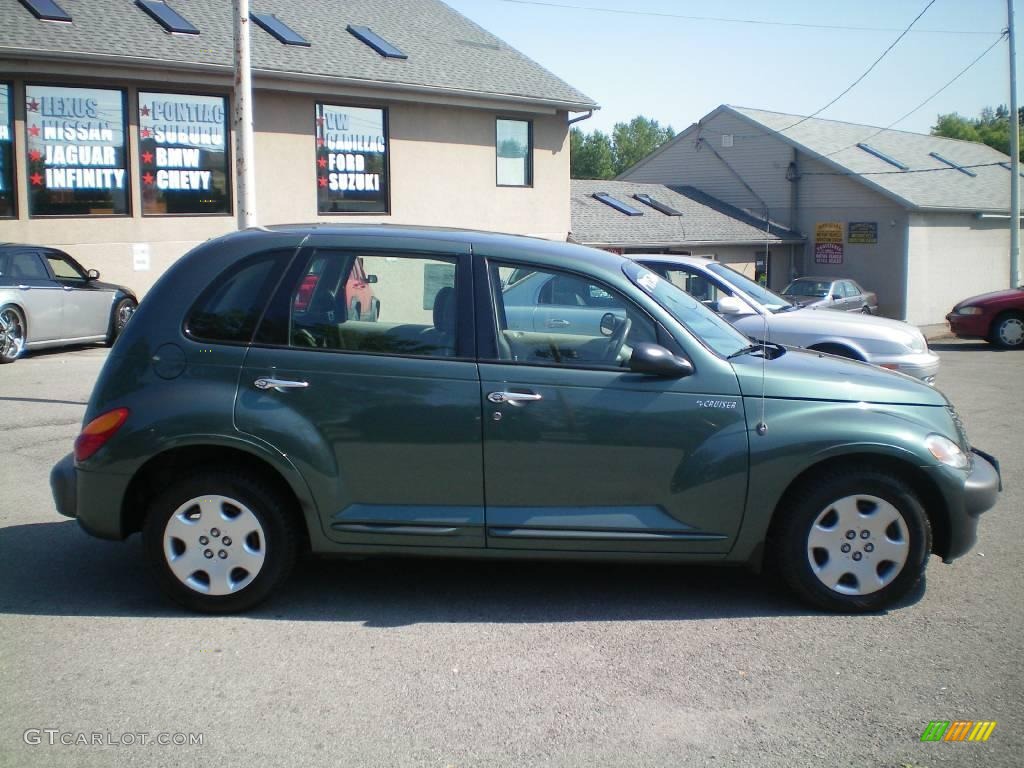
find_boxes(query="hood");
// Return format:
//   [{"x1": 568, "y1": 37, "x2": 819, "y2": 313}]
[
  {"x1": 785, "y1": 295, "x2": 823, "y2": 308},
  {"x1": 769, "y1": 306, "x2": 926, "y2": 345},
  {"x1": 952, "y1": 287, "x2": 1024, "y2": 308},
  {"x1": 730, "y1": 347, "x2": 947, "y2": 406}
]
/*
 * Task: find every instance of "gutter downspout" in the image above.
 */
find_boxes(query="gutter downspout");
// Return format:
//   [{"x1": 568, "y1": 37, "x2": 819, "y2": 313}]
[{"x1": 568, "y1": 110, "x2": 594, "y2": 125}]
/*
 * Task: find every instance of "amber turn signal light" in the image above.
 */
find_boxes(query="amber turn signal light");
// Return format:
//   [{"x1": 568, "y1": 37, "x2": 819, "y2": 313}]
[{"x1": 74, "y1": 408, "x2": 130, "y2": 462}]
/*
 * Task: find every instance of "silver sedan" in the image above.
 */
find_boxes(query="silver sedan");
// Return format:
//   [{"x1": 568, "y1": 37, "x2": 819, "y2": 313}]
[
  {"x1": 0, "y1": 244, "x2": 137, "y2": 364},
  {"x1": 635, "y1": 255, "x2": 940, "y2": 384}
]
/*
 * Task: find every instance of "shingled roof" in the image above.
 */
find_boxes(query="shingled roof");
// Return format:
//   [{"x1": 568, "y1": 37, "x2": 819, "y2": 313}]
[
  {"x1": 631, "y1": 105, "x2": 1013, "y2": 213},
  {"x1": 571, "y1": 180, "x2": 804, "y2": 248},
  {"x1": 1, "y1": 0, "x2": 596, "y2": 110}
]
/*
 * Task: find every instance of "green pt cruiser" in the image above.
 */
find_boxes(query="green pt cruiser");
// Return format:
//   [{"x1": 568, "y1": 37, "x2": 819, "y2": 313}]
[{"x1": 50, "y1": 226, "x2": 1001, "y2": 613}]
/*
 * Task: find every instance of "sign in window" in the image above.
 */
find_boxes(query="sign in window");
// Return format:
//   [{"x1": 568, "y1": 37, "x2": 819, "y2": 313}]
[
  {"x1": 0, "y1": 83, "x2": 13, "y2": 217},
  {"x1": 139, "y1": 92, "x2": 230, "y2": 215},
  {"x1": 25, "y1": 84, "x2": 129, "y2": 216},
  {"x1": 315, "y1": 104, "x2": 389, "y2": 213}
]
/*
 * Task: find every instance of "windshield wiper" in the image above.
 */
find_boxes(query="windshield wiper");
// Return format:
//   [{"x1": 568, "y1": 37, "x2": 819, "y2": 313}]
[
  {"x1": 728, "y1": 340, "x2": 786, "y2": 359},
  {"x1": 727, "y1": 344, "x2": 762, "y2": 359}
]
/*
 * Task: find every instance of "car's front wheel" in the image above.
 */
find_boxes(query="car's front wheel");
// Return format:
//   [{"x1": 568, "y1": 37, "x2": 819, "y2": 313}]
[
  {"x1": 776, "y1": 466, "x2": 930, "y2": 612},
  {"x1": 105, "y1": 297, "x2": 136, "y2": 346},
  {"x1": 143, "y1": 472, "x2": 298, "y2": 613},
  {"x1": 0, "y1": 304, "x2": 26, "y2": 364},
  {"x1": 990, "y1": 311, "x2": 1024, "y2": 349}
]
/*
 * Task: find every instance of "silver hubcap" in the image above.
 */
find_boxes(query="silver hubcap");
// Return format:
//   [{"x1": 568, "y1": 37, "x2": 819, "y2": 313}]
[
  {"x1": 806, "y1": 494, "x2": 909, "y2": 596},
  {"x1": 998, "y1": 317, "x2": 1024, "y2": 346},
  {"x1": 117, "y1": 302, "x2": 135, "y2": 330},
  {"x1": 163, "y1": 495, "x2": 266, "y2": 595},
  {"x1": 0, "y1": 309, "x2": 25, "y2": 361}
]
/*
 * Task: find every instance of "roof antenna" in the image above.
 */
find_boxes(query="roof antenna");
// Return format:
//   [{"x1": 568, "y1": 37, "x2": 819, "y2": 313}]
[{"x1": 756, "y1": 208, "x2": 770, "y2": 437}]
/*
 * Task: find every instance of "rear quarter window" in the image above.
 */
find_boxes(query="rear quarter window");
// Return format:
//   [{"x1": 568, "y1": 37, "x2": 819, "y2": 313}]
[{"x1": 185, "y1": 250, "x2": 293, "y2": 344}]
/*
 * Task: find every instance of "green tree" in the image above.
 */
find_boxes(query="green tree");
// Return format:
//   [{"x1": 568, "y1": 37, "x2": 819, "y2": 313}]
[
  {"x1": 570, "y1": 127, "x2": 615, "y2": 179},
  {"x1": 932, "y1": 105, "x2": 1022, "y2": 160},
  {"x1": 611, "y1": 116, "x2": 674, "y2": 175}
]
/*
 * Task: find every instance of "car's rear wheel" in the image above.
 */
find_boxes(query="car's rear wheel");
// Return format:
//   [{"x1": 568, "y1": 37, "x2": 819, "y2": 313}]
[
  {"x1": 861, "y1": 305, "x2": 871, "y2": 315},
  {"x1": 776, "y1": 467, "x2": 930, "y2": 612},
  {"x1": 0, "y1": 304, "x2": 26, "y2": 364},
  {"x1": 105, "y1": 297, "x2": 136, "y2": 346},
  {"x1": 990, "y1": 311, "x2": 1024, "y2": 349},
  {"x1": 143, "y1": 472, "x2": 298, "y2": 613}
]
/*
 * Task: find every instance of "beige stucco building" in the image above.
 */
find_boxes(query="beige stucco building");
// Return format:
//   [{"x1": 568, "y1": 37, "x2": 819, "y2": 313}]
[{"x1": 0, "y1": 0, "x2": 596, "y2": 296}]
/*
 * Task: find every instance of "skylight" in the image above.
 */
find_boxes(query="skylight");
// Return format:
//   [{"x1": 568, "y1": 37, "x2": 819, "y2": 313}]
[
  {"x1": 593, "y1": 193, "x2": 643, "y2": 216},
  {"x1": 633, "y1": 193, "x2": 682, "y2": 216},
  {"x1": 347, "y1": 25, "x2": 407, "y2": 59},
  {"x1": 18, "y1": 0, "x2": 71, "y2": 22},
  {"x1": 252, "y1": 12, "x2": 310, "y2": 47},
  {"x1": 929, "y1": 151, "x2": 977, "y2": 177},
  {"x1": 136, "y1": 0, "x2": 200, "y2": 35},
  {"x1": 856, "y1": 143, "x2": 908, "y2": 171}
]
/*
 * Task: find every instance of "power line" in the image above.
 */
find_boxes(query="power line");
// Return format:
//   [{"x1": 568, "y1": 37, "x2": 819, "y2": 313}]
[
  {"x1": 822, "y1": 32, "x2": 1008, "y2": 158},
  {"x1": 768, "y1": 0, "x2": 938, "y2": 135},
  {"x1": 499, "y1": 0, "x2": 998, "y2": 35}
]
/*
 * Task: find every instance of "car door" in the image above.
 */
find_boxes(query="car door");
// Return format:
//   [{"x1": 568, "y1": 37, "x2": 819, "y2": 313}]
[
  {"x1": 6, "y1": 250, "x2": 64, "y2": 342},
  {"x1": 235, "y1": 240, "x2": 485, "y2": 549},
  {"x1": 477, "y1": 255, "x2": 749, "y2": 554},
  {"x1": 44, "y1": 251, "x2": 113, "y2": 338}
]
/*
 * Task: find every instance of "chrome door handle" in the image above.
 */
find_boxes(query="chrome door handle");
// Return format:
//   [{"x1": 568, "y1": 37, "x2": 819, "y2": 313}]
[
  {"x1": 488, "y1": 391, "x2": 542, "y2": 405},
  {"x1": 254, "y1": 377, "x2": 309, "y2": 392},
  {"x1": 62, "y1": 285, "x2": 74, "y2": 291},
  {"x1": 545, "y1": 319, "x2": 570, "y2": 328},
  {"x1": 17, "y1": 284, "x2": 30, "y2": 290}
]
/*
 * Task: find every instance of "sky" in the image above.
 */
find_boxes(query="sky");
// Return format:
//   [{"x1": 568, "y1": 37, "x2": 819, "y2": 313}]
[{"x1": 443, "y1": 0, "x2": 1018, "y2": 137}]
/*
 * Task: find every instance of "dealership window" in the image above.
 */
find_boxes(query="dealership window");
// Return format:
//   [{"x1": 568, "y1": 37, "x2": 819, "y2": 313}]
[
  {"x1": 496, "y1": 118, "x2": 532, "y2": 187},
  {"x1": 139, "y1": 91, "x2": 230, "y2": 216},
  {"x1": 0, "y1": 83, "x2": 13, "y2": 217},
  {"x1": 25, "y1": 84, "x2": 129, "y2": 216},
  {"x1": 315, "y1": 104, "x2": 389, "y2": 214}
]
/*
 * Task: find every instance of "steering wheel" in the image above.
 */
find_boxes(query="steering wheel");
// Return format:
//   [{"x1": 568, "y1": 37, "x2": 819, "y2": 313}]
[{"x1": 602, "y1": 315, "x2": 632, "y2": 363}]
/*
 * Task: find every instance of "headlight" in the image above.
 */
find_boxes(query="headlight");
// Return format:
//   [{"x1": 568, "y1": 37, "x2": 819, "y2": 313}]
[
  {"x1": 925, "y1": 434, "x2": 969, "y2": 469},
  {"x1": 956, "y1": 306, "x2": 983, "y2": 315}
]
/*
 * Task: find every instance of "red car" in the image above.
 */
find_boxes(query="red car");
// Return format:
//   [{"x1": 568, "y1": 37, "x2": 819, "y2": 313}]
[{"x1": 946, "y1": 285, "x2": 1024, "y2": 349}]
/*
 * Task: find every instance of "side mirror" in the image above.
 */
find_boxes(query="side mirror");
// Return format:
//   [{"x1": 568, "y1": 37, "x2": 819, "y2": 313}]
[
  {"x1": 86, "y1": 269, "x2": 100, "y2": 281},
  {"x1": 365, "y1": 274, "x2": 378, "y2": 284},
  {"x1": 629, "y1": 343, "x2": 694, "y2": 378},
  {"x1": 717, "y1": 295, "x2": 744, "y2": 315},
  {"x1": 830, "y1": 294, "x2": 840, "y2": 301}
]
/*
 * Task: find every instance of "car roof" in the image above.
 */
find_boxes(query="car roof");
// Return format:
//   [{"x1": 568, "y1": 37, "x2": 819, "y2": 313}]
[{"x1": 627, "y1": 254, "x2": 716, "y2": 267}]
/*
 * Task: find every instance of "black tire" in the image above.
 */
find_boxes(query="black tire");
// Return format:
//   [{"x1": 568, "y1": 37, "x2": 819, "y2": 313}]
[
  {"x1": 0, "y1": 304, "x2": 26, "y2": 364},
  {"x1": 105, "y1": 297, "x2": 136, "y2": 346},
  {"x1": 775, "y1": 466, "x2": 930, "y2": 612},
  {"x1": 860, "y1": 305, "x2": 871, "y2": 315},
  {"x1": 143, "y1": 471, "x2": 298, "y2": 613},
  {"x1": 989, "y1": 311, "x2": 1024, "y2": 349}
]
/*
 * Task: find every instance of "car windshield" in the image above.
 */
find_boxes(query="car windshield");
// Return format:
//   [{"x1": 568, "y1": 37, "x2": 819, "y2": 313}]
[
  {"x1": 622, "y1": 262, "x2": 750, "y2": 358},
  {"x1": 783, "y1": 279, "x2": 830, "y2": 298},
  {"x1": 705, "y1": 262, "x2": 793, "y2": 312}
]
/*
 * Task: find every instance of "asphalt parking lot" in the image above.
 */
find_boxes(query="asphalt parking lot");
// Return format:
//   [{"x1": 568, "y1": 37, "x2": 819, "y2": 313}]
[{"x1": 0, "y1": 341, "x2": 1021, "y2": 768}]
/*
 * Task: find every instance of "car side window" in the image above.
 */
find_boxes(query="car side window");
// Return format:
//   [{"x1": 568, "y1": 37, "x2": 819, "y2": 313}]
[
  {"x1": 647, "y1": 265, "x2": 730, "y2": 311},
  {"x1": 185, "y1": 250, "x2": 293, "y2": 344},
  {"x1": 492, "y1": 263, "x2": 656, "y2": 369},
  {"x1": 8, "y1": 252, "x2": 51, "y2": 281},
  {"x1": 276, "y1": 250, "x2": 460, "y2": 358},
  {"x1": 843, "y1": 281, "x2": 859, "y2": 298},
  {"x1": 46, "y1": 254, "x2": 86, "y2": 282}
]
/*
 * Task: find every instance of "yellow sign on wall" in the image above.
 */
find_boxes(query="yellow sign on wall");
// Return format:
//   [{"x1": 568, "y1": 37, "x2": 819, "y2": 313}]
[{"x1": 815, "y1": 222, "x2": 843, "y2": 244}]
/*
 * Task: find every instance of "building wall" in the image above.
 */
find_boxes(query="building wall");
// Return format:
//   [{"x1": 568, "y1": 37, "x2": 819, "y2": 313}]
[
  {"x1": 622, "y1": 111, "x2": 912, "y2": 318},
  {"x1": 906, "y1": 213, "x2": 1010, "y2": 326},
  {"x1": 0, "y1": 71, "x2": 570, "y2": 298}
]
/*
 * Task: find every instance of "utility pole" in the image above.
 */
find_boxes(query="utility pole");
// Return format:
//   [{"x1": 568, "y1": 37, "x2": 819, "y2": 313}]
[
  {"x1": 233, "y1": 0, "x2": 257, "y2": 229},
  {"x1": 1010, "y1": 0, "x2": 1020, "y2": 286}
]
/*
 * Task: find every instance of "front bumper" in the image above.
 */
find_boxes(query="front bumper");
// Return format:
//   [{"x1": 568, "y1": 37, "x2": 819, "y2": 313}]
[
  {"x1": 946, "y1": 312, "x2": 988, "y2": 340},
  {"x1": 941, "y1": 447, "x2": 1001, "y2": 563}
]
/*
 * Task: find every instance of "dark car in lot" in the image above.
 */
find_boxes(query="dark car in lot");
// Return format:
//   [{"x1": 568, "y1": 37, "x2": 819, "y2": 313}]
[
  {"x1": 0, "y1": 244, "x2": 137, "y2": 364},
  {"x1": 781, "y1": 277, "x2": 878, "y2": 314},
  {"x1": 946, "y1": 285, "x2": 1024, "y2": 349},
  {"x1": 50, "y1": 226, "x2": 1000, "y2": 614}
]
